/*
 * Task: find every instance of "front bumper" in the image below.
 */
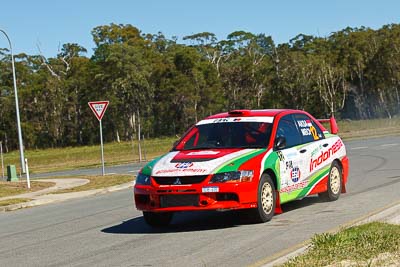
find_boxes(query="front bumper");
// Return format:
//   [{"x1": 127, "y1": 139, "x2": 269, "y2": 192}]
[{"x1": 134, "y1": 181, "x2": 257, "y2": 212}]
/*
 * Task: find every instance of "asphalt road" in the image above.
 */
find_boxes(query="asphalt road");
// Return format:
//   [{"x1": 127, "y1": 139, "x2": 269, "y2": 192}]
[{"x1": 1, "y1": 136, "x2": 400, "y2": 267}]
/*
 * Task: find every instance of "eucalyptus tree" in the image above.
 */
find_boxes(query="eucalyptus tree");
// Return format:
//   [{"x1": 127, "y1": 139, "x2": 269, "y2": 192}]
[
  {"x1": 219, "y1": 31, "x2": 275, "y2": 109},
  {"x1": 91, "y1": 24, "x2": 155, "y2": 141}
]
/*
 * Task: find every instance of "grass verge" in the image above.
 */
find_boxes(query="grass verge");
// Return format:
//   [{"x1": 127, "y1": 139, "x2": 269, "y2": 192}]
[
  {"x1": 0, "y1": 198, "x2": 32, "y2": 207},
  {"x1": 53, "y1": 174, "x2": 134, "y2": 194},
  {"x1": 282, "y1": 222, "x2": 400, "y2": 267},
  {"x1": 0, "y1": 181, "x2": 55, "y2": 198}
]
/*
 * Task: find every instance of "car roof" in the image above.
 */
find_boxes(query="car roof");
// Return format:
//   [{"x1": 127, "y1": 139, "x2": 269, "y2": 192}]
[
  {"x1": 201, "y1": 109, "x2": 328, "y2": 135},
  {"x1": 204, "y1": 109, "x2": 303, "y2": 119}
]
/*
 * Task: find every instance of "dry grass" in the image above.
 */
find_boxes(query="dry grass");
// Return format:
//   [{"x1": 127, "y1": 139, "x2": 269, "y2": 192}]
[
  {"x1": 0, "y1": 198, "x2": 32, "y2": 207},
  {"x1": 0, "y1": 181, "x2": 55, "y2": 198},
  {"x1": 54, "y1": 174, "x2": 134, "y2": 194}
]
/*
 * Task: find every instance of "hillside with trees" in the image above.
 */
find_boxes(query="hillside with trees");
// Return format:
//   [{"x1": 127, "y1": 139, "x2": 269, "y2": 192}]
[{"x1": 1, "y1": 23, "x2": 399, "y2": 150}]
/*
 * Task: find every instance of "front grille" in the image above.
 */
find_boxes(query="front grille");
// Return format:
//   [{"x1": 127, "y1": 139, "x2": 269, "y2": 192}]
[
  {"x1": 153, "y1": 175, "x2": 208, "y2": 185},
  {"x1": 160, "y1": 194, "x2": 199, "y2": 208}
]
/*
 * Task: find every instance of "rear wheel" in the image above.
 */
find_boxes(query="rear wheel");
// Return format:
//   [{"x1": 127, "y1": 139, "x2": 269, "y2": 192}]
[
  {"x1": 143, "y1": 211, "x2": 173, "y2": 227},
  {"x1": 246, "y1": 174, "x2": 276, "y2": 223},
  {"x1": 319, "y1": 161, "x2": 342, "y2": 201}
]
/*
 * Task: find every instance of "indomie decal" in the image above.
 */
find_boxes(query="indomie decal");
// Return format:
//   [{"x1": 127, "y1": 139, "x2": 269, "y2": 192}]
[{"x1": 309, "y1": 139, "x2": 343, "y2": 172}]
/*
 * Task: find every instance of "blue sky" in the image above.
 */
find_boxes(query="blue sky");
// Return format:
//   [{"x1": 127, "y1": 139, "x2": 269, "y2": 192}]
[{"x1": 1, "y1": 0, "x2": 399, "y2": 58}]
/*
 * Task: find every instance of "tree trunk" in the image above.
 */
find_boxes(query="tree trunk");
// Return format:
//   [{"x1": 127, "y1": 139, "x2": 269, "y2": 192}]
[{"x1": 116, "y1": 130, "x2": 120, "y2": 143}]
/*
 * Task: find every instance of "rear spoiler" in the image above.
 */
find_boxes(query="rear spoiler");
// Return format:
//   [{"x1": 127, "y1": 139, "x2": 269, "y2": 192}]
[{"x1": 317, "y1": 116, "x2": 339, "y2": 134}]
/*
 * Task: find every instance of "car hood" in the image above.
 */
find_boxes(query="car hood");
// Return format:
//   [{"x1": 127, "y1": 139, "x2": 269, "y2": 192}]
[{"x1": 149, "y1": 148, "x2": 261, "y2": 177}]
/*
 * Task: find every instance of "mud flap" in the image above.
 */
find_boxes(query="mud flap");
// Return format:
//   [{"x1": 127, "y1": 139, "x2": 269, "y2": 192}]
[
  {"x1": 341, "y1": 179, "x2": 347, "y2": 193},
  {"x1": 274, "y1": 191, "x2": 283, "y2": 214}
]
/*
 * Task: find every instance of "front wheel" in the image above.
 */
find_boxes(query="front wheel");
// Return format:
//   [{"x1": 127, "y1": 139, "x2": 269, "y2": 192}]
[
  {"x1": 246, "y1": 174, "x2": 276, "y2": 223},
  {"x1": 319, "y1": 161, "x2": 342, "y2": 201},
  {"x1": 143, "y1": 211, "x2": 173, "y2": 227}
]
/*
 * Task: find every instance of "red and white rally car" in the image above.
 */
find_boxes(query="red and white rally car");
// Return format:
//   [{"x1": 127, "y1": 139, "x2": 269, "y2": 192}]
[{"x1": 134, "y1": 109, "x2": 349, "y2": 227}]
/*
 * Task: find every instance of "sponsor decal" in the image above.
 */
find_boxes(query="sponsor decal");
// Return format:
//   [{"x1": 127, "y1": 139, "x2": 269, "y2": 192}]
[
  {"x1": 277, "y1": 151, "x2": 285, "y2": 161},
  {"x1": 297, "y1": 120, "x2": 311, "y2": 128},
  {"x1": 311, "y1": 145, "x2": 322, "y2": 157},
  {"x1": 202, "y1": 186, "x2": 219, "y2": 193},
  {"x1": 213, "y1": 118, "x2": 229, "y2": 123},
  {"x1": 175, "y1": 162, "x2": 194, "y2": 169},
  {"x1": 286, "y1": 152, "x2": 297, "y2": 159},
  {"x1": 187, "y1": 151, "x2": 220, "y2": 156},
  {"x1": 280, "y1": 180, "x2": 308, "y2": 193},
  {"x1": 233, "y1": 118, "x2": 242, "y2": 122},
  {"x1": 301, "y1": 128, "x2": 312, "y2": 136},
  {"x1": 285, "y1": 160, "x2": 293, "y2": 170},
  {"x1": 291, "y1": 167, "x2": 301, "y2": 182},
  {"x1": 309, "y1": 139, "x2": 343, "y2": 172}
]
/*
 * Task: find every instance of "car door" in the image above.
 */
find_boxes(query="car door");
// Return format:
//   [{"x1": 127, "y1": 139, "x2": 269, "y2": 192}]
[
  {"x1": 292, "y1": 113, "x2": 326, "y2": 192},
  {"x1": 274, "y1": 114, "x2": 306, "y2": 203}
]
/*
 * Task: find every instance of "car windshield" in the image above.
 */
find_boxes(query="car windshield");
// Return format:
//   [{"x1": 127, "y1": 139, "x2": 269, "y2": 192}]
[{"x1": 175, "y1": 122, "x2": 272, "y2": 150}]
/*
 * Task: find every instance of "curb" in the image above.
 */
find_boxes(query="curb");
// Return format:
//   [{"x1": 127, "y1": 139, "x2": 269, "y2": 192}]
[
  {"x1": 0, "y1": 181, "x2": 134, "y2": 212},
  {"x1": 259, "y1": 199, "x2": 400, "y2": 267}
]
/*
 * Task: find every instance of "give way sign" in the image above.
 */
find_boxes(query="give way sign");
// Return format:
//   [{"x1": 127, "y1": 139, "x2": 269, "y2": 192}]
[{"x1": 88, "y1": 101, "x2": 109, "y2": 121}]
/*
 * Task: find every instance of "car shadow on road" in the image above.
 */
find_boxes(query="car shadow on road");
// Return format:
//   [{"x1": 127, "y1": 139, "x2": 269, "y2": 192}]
[
  {"x1": 101, "y1": 210, "x2": 243, "y2": 234},
  {"x1": 281, "y1": 195, "x2": 323, "y2": 213},
  {"x1": 102, "y1": 196, "x2": 323, "y2": 234}
]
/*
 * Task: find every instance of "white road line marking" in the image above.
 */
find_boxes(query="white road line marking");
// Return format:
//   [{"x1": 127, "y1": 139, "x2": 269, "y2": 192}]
[
  {"x1": 380, "y1": 143, "x2": 398, "y2": 147},
  {"x1": 128, "y1": 170, "x2": 140, "y2": 173},
  {"x1": 106, "y1": 172, "x2": 117, "y2": 175},
  {"x1": 351, "y1": 146, "x2": 368, "y2": 150}
]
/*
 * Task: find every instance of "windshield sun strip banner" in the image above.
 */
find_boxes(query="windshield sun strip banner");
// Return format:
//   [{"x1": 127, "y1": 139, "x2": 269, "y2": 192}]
[{"x1": 196, "y1": 116, "x2": 274, "y2": 125}]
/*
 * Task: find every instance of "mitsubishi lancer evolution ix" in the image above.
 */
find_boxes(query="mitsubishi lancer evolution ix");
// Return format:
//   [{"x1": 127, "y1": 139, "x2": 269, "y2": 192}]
[{"x1": 134, "y1": 109, "x2": 349, "y2": 227}]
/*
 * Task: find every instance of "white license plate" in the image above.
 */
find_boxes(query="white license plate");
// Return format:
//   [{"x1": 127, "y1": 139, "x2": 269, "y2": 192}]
[{"x1": 202, "y1": 186, "x2": 219, "y2": 193}]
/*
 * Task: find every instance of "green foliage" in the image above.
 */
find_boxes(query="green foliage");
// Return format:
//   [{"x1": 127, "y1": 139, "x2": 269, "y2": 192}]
[{"x1": 1, "y1": 23, "x2": 400, "y2": 150}]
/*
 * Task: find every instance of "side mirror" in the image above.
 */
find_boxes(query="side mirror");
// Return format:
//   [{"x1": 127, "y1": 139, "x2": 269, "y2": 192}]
[{"x1": 275, "y1": 136, "x2": 286, "y2": 150}]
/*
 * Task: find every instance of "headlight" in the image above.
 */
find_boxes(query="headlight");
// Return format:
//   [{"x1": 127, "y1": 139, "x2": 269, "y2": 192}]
[
  {"x1": 136, "y1": 173, "x2": 151, "y2": 185},
  {"x1": 210, "y1": 170, "x2": 254, "y2": 183}
]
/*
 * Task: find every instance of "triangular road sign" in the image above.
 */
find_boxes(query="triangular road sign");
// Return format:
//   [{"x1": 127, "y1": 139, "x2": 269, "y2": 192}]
[{"x1": 88, "y1": 101, "x2": 109, "y2": 121}]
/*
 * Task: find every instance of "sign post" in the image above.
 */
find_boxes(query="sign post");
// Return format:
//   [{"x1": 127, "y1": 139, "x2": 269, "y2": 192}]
[
  {"x1": 88, "y1": 101, "x2": 109, "y2": 176},
  {"x1": 25, "y1": 158, "x2": 30, "y2": 189},
  {"x1": 0, "y1": 141, "x2": 4, "y2": 180}
]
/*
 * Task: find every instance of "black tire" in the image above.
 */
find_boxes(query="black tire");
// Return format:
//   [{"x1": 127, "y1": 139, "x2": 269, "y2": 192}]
[
  {"x1": 246, "y1": 173, "x2": 276, "y2": 223},
  {"x1": 143, "y1": 211, "x2": 173, "y2": 227},
  {"x1": 319, "y1": 161, "x2": 342, "y2": 202}
]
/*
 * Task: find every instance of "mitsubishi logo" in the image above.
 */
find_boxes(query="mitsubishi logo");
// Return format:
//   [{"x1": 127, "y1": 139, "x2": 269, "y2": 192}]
[{"x1": 173, "y1": 178, "x2": 182, "y2": 185}]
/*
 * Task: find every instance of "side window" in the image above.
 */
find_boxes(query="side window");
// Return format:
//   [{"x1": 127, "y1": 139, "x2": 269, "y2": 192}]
[
  {"x1": 293, "y1": 114, "x2": 324, "y2": 144},
  {"x1": 276, "y1": 115, "x2": 302, "y2": 148}
]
